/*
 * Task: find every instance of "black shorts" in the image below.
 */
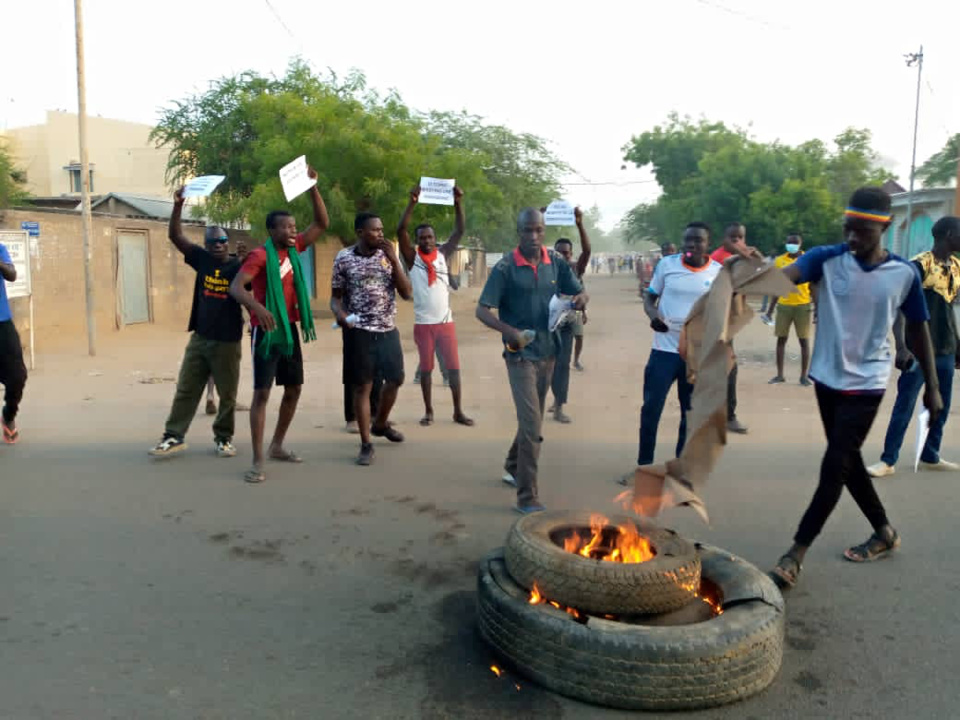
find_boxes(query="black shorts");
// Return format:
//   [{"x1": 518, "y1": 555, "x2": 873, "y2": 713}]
[
  {"x1": 343, "y1": 328, "x2": 404, "y2": 386},
  {"x1": 251, "y1": 324, "x2": 304, "y2": 390}
]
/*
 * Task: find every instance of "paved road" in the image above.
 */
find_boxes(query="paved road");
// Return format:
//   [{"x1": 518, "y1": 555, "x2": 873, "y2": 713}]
[{"x1": 2, "y1": 274, "x2": 957, "y2": 719}]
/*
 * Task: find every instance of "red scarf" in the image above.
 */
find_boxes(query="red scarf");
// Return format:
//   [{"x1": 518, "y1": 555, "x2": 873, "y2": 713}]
[{"x1": 418, "y1": 247, "x2": 438, "y2": 286}]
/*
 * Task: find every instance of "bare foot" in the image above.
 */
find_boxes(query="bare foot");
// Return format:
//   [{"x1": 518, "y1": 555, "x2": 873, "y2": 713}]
[
  {"x1": 420, "y1": 412, "x2": 434, "y2": 427},
  {"x1": 453, "y1": 412, "x2": 475, "y2": 427},
  {"x1": 268, "y1": 446, "x2": 303, "y2": 463}
]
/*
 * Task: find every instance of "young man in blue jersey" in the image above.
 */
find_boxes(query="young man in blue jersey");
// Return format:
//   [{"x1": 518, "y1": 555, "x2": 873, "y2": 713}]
[{"x1": 771, "y1": 187, "x2": 943, "y2": 589}]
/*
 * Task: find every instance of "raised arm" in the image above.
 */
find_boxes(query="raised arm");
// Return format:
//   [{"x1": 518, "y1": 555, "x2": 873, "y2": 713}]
[
  {"x1": 396, "y1": 185, "x2": 419, "y2": 268},
  {"x1": 573, "y1": 206, "x2": 592, "y2": 277},
  {"x1": 0, "y1": 248, "x2": 15, "y2": 282},
  {"x1": 298, "y1": 165, "x2": 330, "y2": 248},
  {"x1": 439, "y1": 186, "x2": 465, "y2": 258},
  {"x1": 168, "y1": 187, "x2": 195, "y2": 256}
]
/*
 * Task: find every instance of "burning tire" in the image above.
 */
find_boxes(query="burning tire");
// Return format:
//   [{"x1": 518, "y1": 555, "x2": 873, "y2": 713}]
[
  {"x1": 478, "y1": 545, "x2": 784, "y2": 711},
  {"x1": 504, "y1": 510, "x2": 700, "y2": 615}
]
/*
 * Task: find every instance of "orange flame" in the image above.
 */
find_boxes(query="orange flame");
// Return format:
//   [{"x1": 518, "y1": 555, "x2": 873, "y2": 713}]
[
  {"x1": 561, "y1": 514, "x2": 654, "y2": 563},
  {"x1": 490, "y1": 665, "x2": 503, "y2": 677},
  {"x1": 528, "y1": 583, "x2": 542, "y2": 605}
]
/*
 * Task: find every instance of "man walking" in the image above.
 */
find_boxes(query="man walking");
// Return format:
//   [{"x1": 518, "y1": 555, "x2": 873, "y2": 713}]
[
  {"x1": 149, "y1": 188, "x2": 246, "y2": 459},
  {"x1": 396, "y1": 184, "x2": 473, "y2": 428},
  {"x1": 548, "y1": 208, "x2": 592, "y2": 422},
  {"x1": 477, "y1": 208, "x2": 586, "y2": 513},
  {"x1": 764, "y1": 234, "x2": 814, "y2": 386},
  {"x1": 0, "y1": 242, "x2": 26, "y2": 444},
  {"x1": 229, "y1": 165, "x2": 329, "y2": 483},
  {"x1": 331, "y1": 213, "x2": 413, "y2": 466},
  {"x1": 635, "y1": 222, "x2": 721, "y2": 469},
  {"x1": 867, "y1": 216, "x2": 960, "y2": 478},
  {"x1": 710, "y1": 222, "x2": 752, "y2": 433}
]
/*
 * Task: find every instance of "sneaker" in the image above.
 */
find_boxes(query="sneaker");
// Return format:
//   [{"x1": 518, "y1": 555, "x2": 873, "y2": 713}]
[
  {"x1": 761, "y1": 315, "x2": 774, "y2": 327},
  {"x1": 799, "y1": 377, "x2": 813, "y2": 387},
  {"x1": 357, "y1": 443, "x2": 375, "y2": 466},
  {"x1": 919, "y1": 459, "x2": 960, "y2": 472},
  {"x1": 205, "y1": 399, "x2": 217, "y2": 416},
  {"x1": 442, "y1": 374, "x2": 450, "y2": 387},
  {"x1": 502, "y1": 473, "x2": 517, "y2": 488},
  {"x1": 574, "y1": 361, "x2": 584, "y2": 372},
  {"x1": 768, "y1": 376, "x2": 785, "y2": 384},
  {"x1": 149, "y1": 437, "x2": 187, "y2": 457},
  {"x1": 412, "y1": 370, "x2": 421, "y2": 385},
  {"x1": 866, "y1": 461, "x2": 896, "y2": 478},
  {"x1": 345, "y1": 421, "x2": 360, "y2": 435},
  {"x1": 216, "y1": 439, "x2": 237, "y2": 458},
  {"x1": 727, "y1": 418, "x2": 748, "y2": 434},
  {"x1": 514, "y1": 502, "x2": 547, "y2": 515},
  {"x1": 553, "y1": 409, "x2": 572, "y2": 424}
]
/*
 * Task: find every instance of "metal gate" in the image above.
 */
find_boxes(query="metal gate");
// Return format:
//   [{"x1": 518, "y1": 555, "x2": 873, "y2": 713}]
[{"x1": 118, "y1": 232, "x2": 150, "y2": 324}]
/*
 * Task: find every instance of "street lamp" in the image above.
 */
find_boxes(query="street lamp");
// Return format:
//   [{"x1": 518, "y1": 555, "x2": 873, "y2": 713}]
[{"x1": 903, "y1": 46, "x2": 923, "y2": 255}]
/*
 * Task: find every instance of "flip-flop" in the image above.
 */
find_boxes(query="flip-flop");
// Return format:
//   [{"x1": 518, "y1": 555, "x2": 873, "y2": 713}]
[
  {"x1": 769, "y1": 554, "x2": 802, "y2": 589},
  {"x1": 244, "y1": 467, "x2": 265, "y2": 484},
  {"x1": 453, "y1": 414, "x2": 475, "y2": 427},
  {"x1": 269, "y1": 449, "x2": 303, "y2": 463},
  {"x1": 419, "y1": 414, "x2": 434, "y2": 427},
  {"x1": 2, "y1": 421, "x2": 19, "y2": 445}
]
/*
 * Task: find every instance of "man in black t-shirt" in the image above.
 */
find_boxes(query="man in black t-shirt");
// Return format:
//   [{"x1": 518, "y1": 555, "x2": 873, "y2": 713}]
[{"x1": 149, "y1": 187, "x2": 245, "y2": 459}]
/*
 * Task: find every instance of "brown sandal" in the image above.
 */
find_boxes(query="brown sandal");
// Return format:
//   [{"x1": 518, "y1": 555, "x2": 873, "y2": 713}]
[
  {"x1": 844, "y1": 528, "x2": 900, "y2": 563},
  {"x1": 770, "y1": 554, "x2": 802, "y2": 589}
]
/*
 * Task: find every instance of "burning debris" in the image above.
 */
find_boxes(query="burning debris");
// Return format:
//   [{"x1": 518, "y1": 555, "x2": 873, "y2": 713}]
[{"x1": 560, "y1": 514, "x2": 655, "y2": 563}]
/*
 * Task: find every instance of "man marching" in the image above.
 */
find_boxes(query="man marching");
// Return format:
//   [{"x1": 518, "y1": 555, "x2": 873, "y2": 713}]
[{"x1": 397, "y1": 184, "x2": 473, "y2": 428}]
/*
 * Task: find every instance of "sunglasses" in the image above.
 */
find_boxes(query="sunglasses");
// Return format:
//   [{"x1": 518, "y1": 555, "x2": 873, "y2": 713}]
[{"x1": 205, "y1": 237, "x2": 229, "y2": 245}]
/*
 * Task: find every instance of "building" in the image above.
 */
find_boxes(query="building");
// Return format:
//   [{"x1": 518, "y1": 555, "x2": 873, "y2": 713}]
[
  {"x1": 884, "y1": 187, "x2": 957, "y2": 257},
  {"x1": 1, "y1": 110, "x2": 170, "y2": 200}
]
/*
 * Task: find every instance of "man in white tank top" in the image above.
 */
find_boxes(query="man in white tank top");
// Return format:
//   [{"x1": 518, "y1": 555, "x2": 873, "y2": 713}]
[{"x1": 397, "y1": 185, "x2": 474, "y2": 427}]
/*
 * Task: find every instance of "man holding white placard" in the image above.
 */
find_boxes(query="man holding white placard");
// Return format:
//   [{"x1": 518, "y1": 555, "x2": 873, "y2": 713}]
[
  {"x1": 397, "y1": 184, "x2": 473, "y2": 428},
  {"x1": 0, "y1": 242, "x2": 27, "y2": 444}
]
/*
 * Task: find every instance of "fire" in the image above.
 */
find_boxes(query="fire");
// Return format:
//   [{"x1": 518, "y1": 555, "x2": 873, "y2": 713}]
[
  {"x1": 490, "y1": 665, "x2": 503, "y2": 678},
  {"x1": 528, "y1": 583, "x2": 542, "y2": 605},
  {"x1": 561, "y1": 514, "x2": 654, "y2": 563}
]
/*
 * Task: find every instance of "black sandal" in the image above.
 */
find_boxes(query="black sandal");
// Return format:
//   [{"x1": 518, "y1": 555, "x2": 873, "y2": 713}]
[
  {"x1": 770, "y1": 554, "x2": 802, "y2": 589},
  {"x1": 844, "y1": 528, "x2": 901, "y2": 563}
]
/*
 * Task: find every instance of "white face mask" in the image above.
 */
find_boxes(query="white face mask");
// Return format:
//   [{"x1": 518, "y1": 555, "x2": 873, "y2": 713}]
[{"x1": 785, "y1": 243, "x2": 800, "y2": 254}]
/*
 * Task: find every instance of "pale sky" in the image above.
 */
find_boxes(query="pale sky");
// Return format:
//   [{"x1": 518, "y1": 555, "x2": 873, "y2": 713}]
[{"x1": 2, "y1": 0, "x2": 957, "y2": 230}]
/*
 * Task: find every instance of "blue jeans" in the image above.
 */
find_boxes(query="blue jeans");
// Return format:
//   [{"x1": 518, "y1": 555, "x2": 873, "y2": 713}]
[
  {"x1": 638, "y1": 350, "x2": 693, "y2": 466},
  {"x1": 880, "y1": 354, "x2": 955, "y2": 466}
]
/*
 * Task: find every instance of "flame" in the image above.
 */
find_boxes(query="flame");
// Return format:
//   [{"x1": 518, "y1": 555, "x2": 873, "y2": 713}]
[
  {"x1": 561, "y1": 514, "x2": 654, "y2": 563},
  {"x1": 528, "y1": 583, "x2": 542, "y2": 605},
  {"x1": 490, "y1": 665, "x2": 503, "y2": 678}
]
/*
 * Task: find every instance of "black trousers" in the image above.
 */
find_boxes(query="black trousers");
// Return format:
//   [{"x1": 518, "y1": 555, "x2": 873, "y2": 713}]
[
  {"x1": 794, "y1": 384, "x2": 888, "y2": 546},
  {"x1": 551, "y1": 325, "x2": 574, "y2": 406},
  {"x1": 727, "y1": 360, "x2": 739, "y2": 421},
  {"x1": 0, "y1": 321, "x2": 27, "y2": 423}
]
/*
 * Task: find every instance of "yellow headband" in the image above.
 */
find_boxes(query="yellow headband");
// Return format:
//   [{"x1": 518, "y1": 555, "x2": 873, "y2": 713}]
[{"x1": 845, "y1": 207, "x2": 891, "y2": 223}]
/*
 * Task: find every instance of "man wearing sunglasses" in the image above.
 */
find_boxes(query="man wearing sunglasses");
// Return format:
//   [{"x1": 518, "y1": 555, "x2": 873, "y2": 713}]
[{"x1": 149, "y1": 186, "x2": 245, "y2": 459}]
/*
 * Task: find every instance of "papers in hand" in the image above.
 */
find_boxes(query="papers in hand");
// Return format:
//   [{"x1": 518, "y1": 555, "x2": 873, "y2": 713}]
[
  {"x1": 544, "y1": 199, "x2": 576, "y2": 226},
  {"x1": 549, "y1": 295, "x2": 576, "y2": 332},
  {"x1": 279, "y1": 155, "x2": 317, "y2": 202},
  {"x1": 914, "y1": 408, "x2": 930, "y2": 472},
  {"x1": 182, "y1": 175, "x2": 226, "y2": 198},
  {"x1": 419, "y1": 177, "x2": 455, "y2": 205}
]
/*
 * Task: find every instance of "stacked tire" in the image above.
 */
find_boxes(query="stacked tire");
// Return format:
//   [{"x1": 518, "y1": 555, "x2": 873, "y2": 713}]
[{"x1": 478, "y1": 511, "x2": 785, "y2": 711}]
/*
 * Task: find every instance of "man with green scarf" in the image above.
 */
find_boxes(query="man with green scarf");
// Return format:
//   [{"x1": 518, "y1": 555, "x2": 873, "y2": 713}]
[{"x1": 230, "y1": 166, "x2": 329, "y2": 483}]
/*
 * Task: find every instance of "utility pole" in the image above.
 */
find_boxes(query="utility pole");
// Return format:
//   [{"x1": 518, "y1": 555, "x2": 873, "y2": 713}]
[
  {"x1": 903, "y1": 46, "x2": 923, "y2": 256},
  {"x1": 74, "y1": 0, "x2": 96, "y2": 356}
]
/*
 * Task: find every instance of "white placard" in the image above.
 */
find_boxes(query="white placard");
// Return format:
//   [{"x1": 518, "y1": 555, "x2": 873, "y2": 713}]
[
  {"x1": 0, "y1": 231, "x2": 31, "y2": 299},
  {"x1": 182, "y1": 175, "x2": 226, "y2": 198},
  {"x1": 914, "y1": 408, "x2": 930, "y2": 472},
  {"x1": 544, "y1": 199, "x2": 576, "y2": 226},
  {"x1": 279, "y1": 155, "x2": 316, "y2": 202},
  {"x1": 419, "y1": 177, "x2": 455, "y2": 206}
]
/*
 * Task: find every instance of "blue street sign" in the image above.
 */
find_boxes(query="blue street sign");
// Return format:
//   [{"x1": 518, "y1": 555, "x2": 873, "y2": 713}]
[{"x1": 20, "y1": 221, "x2": 39, "y2": 237}]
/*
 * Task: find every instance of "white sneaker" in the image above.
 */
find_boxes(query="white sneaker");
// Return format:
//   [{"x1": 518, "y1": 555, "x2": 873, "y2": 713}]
[
  {"x1": 149, "y1": 437, "x2": 187, "y2": 457},
  {"x1": 501, "y1": 473, "x2": 517, "y2": 488},
  {"x1": 216, "y1": 440, "x2": 237, "y2": 458},
  {"x1": 866, "y1": 461, "x2": 896, "y2": 478},
  {"x1": 919, "y1": 459, "x2": 960, "y2": 472}
]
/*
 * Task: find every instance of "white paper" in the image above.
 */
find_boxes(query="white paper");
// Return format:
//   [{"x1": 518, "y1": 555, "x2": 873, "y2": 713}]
[
  {"x1": 914, "y1": 408, "x2": 930, "y2": 472},
  {"x1": 548, "y1": 295, "x2": 575, "y2": 332},
  {"x1": 182, "y1": 175, "x2": 226, "y2": 198},
  {"x1": 0, "y1": 233, "x2": 31, "y2": 298},
  {"x1": 419, "y1": 177, "x2": 455, "y2": 206},
  {"x1": 544, "y1": 199, "x2": 576, "y2": 226},
  {"x1": 279, "y1": 155, "x2": 317, "y2": 202}
]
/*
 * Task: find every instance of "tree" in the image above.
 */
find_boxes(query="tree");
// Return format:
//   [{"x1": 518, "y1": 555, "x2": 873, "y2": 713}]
[
  {"x1": 619, "y1": 115, "x2": 896, "y2": 253},
  {"x1": 917, "y1": 134, "x2": 960, "y2": 187},
  {"x1": 151, "y1": 60, "x2": 568, "y2": 251},
  {"x1": 0, "y1": 140, "x2": 28, "y2": 208}
]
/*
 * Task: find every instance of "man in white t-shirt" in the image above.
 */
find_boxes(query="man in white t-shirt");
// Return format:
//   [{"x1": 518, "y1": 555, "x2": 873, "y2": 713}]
[
  {"x1": 397, "y1": 184, "x2": 474, "y2": 427},
  {"x1": 637, "y1": 222, "x2": 721, "y2": 466}
]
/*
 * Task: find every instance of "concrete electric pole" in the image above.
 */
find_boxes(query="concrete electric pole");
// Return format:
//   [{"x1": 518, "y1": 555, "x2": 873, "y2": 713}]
[
  {"x1": 903, "y1": 46, "x2": 924, "y2": 256},
  {"x1": 74, "y1": 0, "x2": 97, "y2": 356}
]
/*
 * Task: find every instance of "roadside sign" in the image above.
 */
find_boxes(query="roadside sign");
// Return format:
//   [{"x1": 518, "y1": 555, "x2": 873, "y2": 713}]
[
  {"x1": 0, "y1": 230, "x2": 31, "y2": 298},
  {"x1": 20, "y1": 221, "x2": 39, "y2": 237}
]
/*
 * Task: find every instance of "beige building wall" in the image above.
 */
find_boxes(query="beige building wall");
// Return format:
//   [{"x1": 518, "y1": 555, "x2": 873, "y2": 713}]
[{"x1": 2, "y1": 110, "x2": 170, "y2": 198}]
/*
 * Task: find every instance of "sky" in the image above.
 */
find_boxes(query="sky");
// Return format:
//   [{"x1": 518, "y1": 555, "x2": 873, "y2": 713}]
[{"x1": 2, "y1": 0, "x2": 957, "y2": 230}]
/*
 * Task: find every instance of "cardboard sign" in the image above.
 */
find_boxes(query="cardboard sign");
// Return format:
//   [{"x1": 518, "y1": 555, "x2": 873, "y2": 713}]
[
  {"x1": 182, "y1": 175, "x2": 226, "y2": 198},
  {"x1": 279, "y1": 155, "x2": 317, "y2": 202},
  {"x1": 0, "y1": 231, "x2": 31, "y2": 298},
  {"x1": 419, "y1": 177, "x2": 455, "y2": 206},
  {"x1": 544, "y1": 199, "x2": 576, "y2": 226}
]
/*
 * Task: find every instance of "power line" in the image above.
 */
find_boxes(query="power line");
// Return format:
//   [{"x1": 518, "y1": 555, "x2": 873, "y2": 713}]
[
  {"x1": 692, "y1": 0, "x2": 789, "y2": 31},
  {"x1": 563, "y1": 179, "x2": 658, "y2": 187}
]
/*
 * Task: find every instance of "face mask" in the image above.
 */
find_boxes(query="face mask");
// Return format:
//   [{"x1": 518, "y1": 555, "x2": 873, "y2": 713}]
[{"x1": 785, "y1": 243, "x2": 800, "y2": 254}]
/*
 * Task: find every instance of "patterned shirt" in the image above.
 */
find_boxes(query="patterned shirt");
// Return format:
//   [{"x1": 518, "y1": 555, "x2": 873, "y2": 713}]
[
  {"x1": 912, "y1": 251, "x2": 960, "y2": 356},
  {"x1": 331, "y1": 246, "x2": 397, "y2": 333}
]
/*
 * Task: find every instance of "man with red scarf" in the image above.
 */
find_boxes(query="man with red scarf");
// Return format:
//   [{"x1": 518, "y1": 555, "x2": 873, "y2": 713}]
[{"x1": 397, "y1": 184, "x2": 474, "y2": 428}]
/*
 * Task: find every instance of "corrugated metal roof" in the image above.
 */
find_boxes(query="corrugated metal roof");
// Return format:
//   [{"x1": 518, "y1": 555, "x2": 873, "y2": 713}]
[{"x1": 90, "y1": 193, "x2": 175, "y2": 219}]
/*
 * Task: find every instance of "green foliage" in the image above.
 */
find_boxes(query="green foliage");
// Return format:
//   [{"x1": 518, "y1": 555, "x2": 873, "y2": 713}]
[
  {"x1": 151, "y1": 60, "x2": 567, "y2": 251},
  {"x1": 0, "y1": 139, "x2": 29, "y2": 208},
  {"x1": 620, "y1": 115, "x2": 897, "y2": 253},
  {"x1": 917, "y1": 134, "x2": 959, "y2": 188}
]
